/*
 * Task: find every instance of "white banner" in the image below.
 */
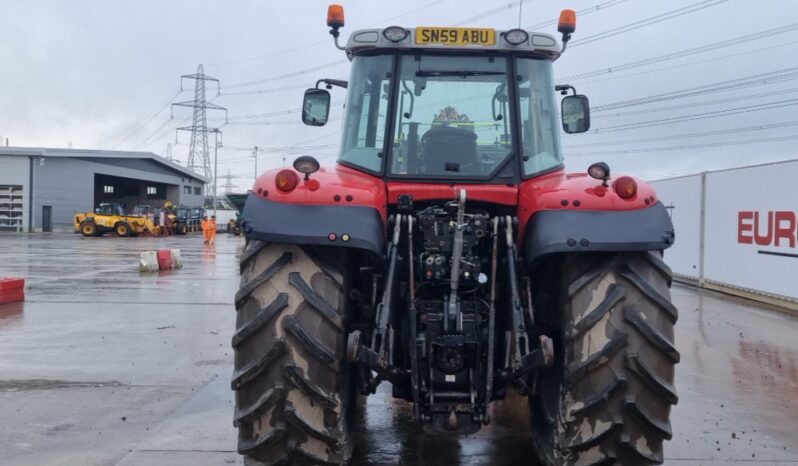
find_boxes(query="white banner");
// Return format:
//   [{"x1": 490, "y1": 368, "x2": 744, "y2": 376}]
[{"x1": 703, "y1": 162, "x2": 797, "y2": 299}]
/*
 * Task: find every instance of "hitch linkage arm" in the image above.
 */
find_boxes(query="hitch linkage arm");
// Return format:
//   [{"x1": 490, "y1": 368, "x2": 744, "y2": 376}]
[
  {"x1": 500, "y1": 216, "x2": 554, "y2": 381},
  {"x1": 347, "y1": 215, "x2": 404, "y2": 386}
]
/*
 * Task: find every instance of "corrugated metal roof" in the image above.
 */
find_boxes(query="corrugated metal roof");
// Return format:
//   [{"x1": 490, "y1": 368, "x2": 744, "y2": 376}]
[{"x1": 0, "y1": 146, "x2": 208, "y2": 183}]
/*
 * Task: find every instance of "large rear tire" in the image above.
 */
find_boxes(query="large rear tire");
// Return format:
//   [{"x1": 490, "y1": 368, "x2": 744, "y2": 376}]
[
  {"x1": 233, "y1": 240, "x2": 355, "y2": 466},
  {"x1": 533, "y1": 251, "x2": 679, "y2": 465}
]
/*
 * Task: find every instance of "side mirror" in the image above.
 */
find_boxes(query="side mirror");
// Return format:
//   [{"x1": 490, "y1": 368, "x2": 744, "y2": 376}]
[
  {"x1": 302, "y1": 89, "x2": 331, "y2": 126},
  {"x1": 561, "y1": 94, "x2": 590, "y2": 134}
]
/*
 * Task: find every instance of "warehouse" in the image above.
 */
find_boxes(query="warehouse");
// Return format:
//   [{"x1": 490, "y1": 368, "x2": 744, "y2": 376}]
[{"x1": 0, "y1": 147, "x2": 207, "y2": 232}]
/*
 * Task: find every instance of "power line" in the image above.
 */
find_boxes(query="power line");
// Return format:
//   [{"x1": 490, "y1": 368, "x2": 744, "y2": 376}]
[
  {"x1": 132, "y1": 117, "x2": 180, "y2": 150},
  {"x1": 218, "y1": 0, "x2": 630, "y2": 92},
  {"x1": 222, "y1": 60, "x2": 348, "y2": 90},
  {"x1": 525, "y1": 0, "x2": 632, "y2": 30},
  {"x1": 220, "y1": 82, "x2": 317, "y2": 96},
  {"x1": 223, "y1": 143, "x2": 337, "y2": 154},
  {"x1": 452, "y1": 0, "x2": 535, "y2": 26},
  {"x1": 569, "y1": 0, "x2": 732, "y2": 48},
  {"x1": 110, "y1": 90, "x2": 181, "y2": 149},
  {"x1": 560, "y1": 22, "x2": 798, "y2": 82},
  {"x1": 570, "y1": 39, "x2": 798, "y2": 86},
  {"x1": 564, "y1": 120, "x2": 798, "y2": 148},
  {"x1": 222, "y1": 127, "x2": 340, "y2": 150},
  {"x1": 567, "y1": 134, "x2": 798, "y2": 157},
  {"x1": 207, "y1": 1, "x2": 449, "y2": 67},
  {"x1": 589, "y1": 98, "x2": 798, "y2": 133},
  {"x1": 207, "y1": 100, "x2": 344, "y2": 122},
  {"x1": 372, "y1": 0, "x2": 449, "y2": 26},
  {"x1": 592, "y1": 86, "x2": 798, "y2": 119},
  {"x1": 216, "y1": 0, "x2": 723, "y2": 100},
  {"x1": 226, "y1": 121, "x2": 302, "y2": 127},
  {"x1": 592, "y1": 66, "x2": 798, "y2": 112}
]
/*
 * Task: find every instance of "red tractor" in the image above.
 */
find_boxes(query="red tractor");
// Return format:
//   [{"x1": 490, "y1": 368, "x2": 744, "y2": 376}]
[{"x1": 233, "y1": 6, "x2": 678, "y2": 465}]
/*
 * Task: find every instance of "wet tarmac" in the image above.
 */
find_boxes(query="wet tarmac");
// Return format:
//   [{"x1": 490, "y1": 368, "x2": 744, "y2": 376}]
[{"x1": 0, "y1": 233, "x2": 797, "y2": 465}]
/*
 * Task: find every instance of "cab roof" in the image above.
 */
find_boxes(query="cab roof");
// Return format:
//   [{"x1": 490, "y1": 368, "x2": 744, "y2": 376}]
[{"x1": 344, "y1": 27, "x2": 561, "y2": 59}]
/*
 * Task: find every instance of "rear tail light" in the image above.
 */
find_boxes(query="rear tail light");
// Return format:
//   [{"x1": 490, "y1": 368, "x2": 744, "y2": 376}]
[
  {"x1": 613, "y1": 176, "x2": 638, "y2": 200},
  {"x1": 275, "y1": 169, "x2": 299, "y2": 193}
]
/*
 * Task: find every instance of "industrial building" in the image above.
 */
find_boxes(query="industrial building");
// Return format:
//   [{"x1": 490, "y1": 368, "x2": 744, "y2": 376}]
[{"x1": 0, "y1": 147, "x2": 207, "y2": 232}]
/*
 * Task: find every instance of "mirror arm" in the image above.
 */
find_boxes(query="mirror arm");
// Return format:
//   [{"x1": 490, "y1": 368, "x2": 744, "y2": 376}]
[
  {"x1": 555, "y1": 84, "x2": 577, "y2": 96},
  {"x1": 316, "y1": 78, "x2": 348, "y2": 90}
]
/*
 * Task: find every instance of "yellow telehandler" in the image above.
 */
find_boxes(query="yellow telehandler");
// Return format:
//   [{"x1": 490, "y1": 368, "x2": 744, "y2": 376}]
[{"x1": 74, "y1": 203, "x2": 157, "y2": 237}]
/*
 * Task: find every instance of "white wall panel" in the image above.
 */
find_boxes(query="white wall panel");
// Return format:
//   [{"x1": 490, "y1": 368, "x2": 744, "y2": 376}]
[
  {"x1": 650, "y1": 175, "x2": 702, "y2": 280},
  {"x1": 652, "y1": 160, "x2": 798, "y2": 303}
]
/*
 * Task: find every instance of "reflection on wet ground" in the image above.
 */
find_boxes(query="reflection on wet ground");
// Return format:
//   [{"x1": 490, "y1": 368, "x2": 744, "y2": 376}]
[
  {"x1": 1, "y1": 234, "x2": 798, "y2": 465},
  {"x1": 667, "y1": 286, "x2": 798, "y2": 464},
  {"x1": 351, "y1": 386, "x2": 538, "y2": 466}
]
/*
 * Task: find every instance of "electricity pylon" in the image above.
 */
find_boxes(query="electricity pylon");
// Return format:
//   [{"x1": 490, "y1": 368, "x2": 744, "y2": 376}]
[{"x1": 172, "y1": 64, "x2": 227, "y2": 184}]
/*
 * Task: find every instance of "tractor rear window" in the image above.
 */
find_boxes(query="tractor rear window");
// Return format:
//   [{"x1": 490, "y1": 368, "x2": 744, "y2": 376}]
[{"x1": 389, "y1": 54, "x2": 513, "y2": 178}]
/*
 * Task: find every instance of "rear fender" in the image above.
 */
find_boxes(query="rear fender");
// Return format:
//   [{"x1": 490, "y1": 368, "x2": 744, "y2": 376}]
[
  {"x1": 242, "y1": 164, "x2": 387, "y2": 257},
  {"x1": 519, "y1": 171, "x2": 674, "y2": 265}
]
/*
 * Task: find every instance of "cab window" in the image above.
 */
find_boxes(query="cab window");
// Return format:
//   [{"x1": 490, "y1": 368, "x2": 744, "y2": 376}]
[
  {"x1": 389, "y1": 54, "x2": 513, "y2": 178},
  {"x1": 339, "y1": 55, "x2": 393, "y2": 173},
  {"x1": 516, "y1": 58, "x2": 563, "y2": 176}
]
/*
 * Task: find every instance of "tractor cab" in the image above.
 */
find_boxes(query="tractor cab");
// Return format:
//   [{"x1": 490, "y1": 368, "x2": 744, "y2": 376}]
[{"x1": 302, "y1": 15, "x2": 589, "y2": 183}]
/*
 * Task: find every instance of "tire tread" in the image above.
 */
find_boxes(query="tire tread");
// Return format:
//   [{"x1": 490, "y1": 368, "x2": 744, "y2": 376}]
[{"x1": 233, "y1": 244, "x2": 352, "y2": 466}]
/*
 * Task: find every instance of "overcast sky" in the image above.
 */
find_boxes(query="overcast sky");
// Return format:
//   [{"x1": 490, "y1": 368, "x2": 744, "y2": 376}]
[{"x1": 1, "y1": 0, "x2": 797, "y2": 190}]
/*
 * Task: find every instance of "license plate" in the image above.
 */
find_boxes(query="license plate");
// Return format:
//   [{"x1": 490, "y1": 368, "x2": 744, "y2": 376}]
[{"x1": 415, "y1": 27, "x2": 496, "y2": 46}]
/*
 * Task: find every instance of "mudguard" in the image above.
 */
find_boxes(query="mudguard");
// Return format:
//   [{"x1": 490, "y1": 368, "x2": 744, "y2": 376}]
[
  {"x1": 523, "y1": 201, "x2": 675, "y2": 265},
  {"x1": 240, "y1": 194, "x2": 385, "y2": 256}
]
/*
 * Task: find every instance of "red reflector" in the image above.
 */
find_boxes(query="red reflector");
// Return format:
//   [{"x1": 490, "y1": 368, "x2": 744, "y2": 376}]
[
  {"x1": 275, "y1": 169, "x2": 299, "y2": 193},
  {"x1": 307, "y1": 179, "x2": 320, "y2": 191},
  {"x1": 613, "y1": 176, "x2": 638, "y2": 200}
]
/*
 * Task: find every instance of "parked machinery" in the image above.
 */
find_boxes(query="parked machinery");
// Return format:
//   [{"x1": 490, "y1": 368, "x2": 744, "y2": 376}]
[
  {"x1": 232, "y1": 7, "x2": 678, "y2": 466},
  {"x1": 74, "y1": 203, "x2": 157, "y2": 237}
]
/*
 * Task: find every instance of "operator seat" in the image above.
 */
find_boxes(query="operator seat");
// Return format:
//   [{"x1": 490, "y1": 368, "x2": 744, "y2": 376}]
[{"x1": 420, "y1": 125, "x2": 479, "y2": 175}]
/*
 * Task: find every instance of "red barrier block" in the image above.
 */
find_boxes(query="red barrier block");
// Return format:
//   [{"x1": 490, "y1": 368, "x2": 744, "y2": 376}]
[
  {"x1": 0, "y1": 288, "x2": 24, "y2": 304},
  {"x1": 0, "y1": 278, "x2": 24, "y2": 304},
  {"x1": 0, "y1": 278, "x2": 24, "y2": 290},
  {"x1": 157, "y1": 249, "x2": 173, "y2": 270}
]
